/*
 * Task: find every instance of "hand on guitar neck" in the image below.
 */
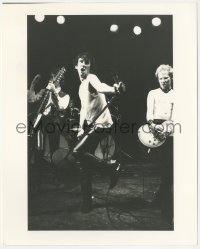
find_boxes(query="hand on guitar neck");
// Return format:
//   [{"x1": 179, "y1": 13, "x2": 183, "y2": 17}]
[
  {"x1": 149, "y1": 120, "x2": 173, "y2": 139},
  {"x1": 46, "y1": 82, "x2": 58, "y2": 95}
]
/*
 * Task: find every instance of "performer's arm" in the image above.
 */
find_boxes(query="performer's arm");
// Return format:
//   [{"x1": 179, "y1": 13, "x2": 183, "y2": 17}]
[
  {"x1": 46, "y1": 82, "x2": 70, "y2": 110},
  {"x1": 77, "y1": 105, "x2": 87, "y2": 137},
  {"x1": 27, "y1": 90, "x2": 37, "y2": 103},
  {"x1": 146, "y1": 91, "x2": 155, "y2": 124},
  {"x1": 79, "y1": 107, "x2": 86, "y2": 129},
  {"x1": 88, "y1": 74, "x2": 117, "y2": 94},
  {"x1": 162, "y1": 103, "x2": 174, "y2": 135},
  {"x1": 28, "y1": 74, "x2": 45, "y2": 103},
  {"x1": 169, "y1": 102, "x2": 174, "y2": 122}
]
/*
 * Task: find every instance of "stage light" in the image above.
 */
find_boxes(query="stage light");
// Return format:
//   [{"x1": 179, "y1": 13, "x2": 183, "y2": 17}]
[
  {"x1": 152, "y1": 17, "x2": 161, "y2": 26},
  {"x1": 110, "y1": 24, "x2": 118, "y2": 32},
  {"x1": 35, "y1": 15, "x2": 45, "y2": 22},
  {"x1": 133, "y1": 26, "x2": 142, "y2": 35},
  {"x1": 57, "y1": 16, "x2": 65, "y2": 24}
]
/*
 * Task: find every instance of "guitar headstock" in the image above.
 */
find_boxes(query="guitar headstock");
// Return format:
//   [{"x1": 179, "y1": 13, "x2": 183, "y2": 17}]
[{"x1": 54, "y1": 67, "x2": 66, "y2": 84}]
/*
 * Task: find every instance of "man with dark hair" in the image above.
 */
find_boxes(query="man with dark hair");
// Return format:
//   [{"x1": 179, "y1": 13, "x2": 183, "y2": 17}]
[
  {"x1": 146, "y1": 64, "x2": 174, "y2": 224},
  {"x1": 72, "y1": 52, "x2": 123, "y2": 213}
]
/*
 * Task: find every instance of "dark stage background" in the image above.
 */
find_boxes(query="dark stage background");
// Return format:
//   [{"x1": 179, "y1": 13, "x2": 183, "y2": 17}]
[{"x1": 28, "y1": 15, "x2": 172, "y2": 161}]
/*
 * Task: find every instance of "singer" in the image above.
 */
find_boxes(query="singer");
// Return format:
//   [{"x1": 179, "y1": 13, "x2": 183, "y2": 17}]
[{"x1": 70, "y1": 52, "x2": 124, "y2": 213}]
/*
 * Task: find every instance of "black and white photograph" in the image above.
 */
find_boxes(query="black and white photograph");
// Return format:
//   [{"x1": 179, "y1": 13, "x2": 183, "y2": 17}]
[
  {"x1": 2, "y1": 2, "x2": 197, "y2": 245},
  {"x1": 27, "y1": 14, "x2": 174, "y2": 231}
]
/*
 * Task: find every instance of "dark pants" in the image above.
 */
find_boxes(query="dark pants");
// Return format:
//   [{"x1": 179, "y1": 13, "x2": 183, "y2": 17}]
[
  {"x1": 72, "y1": 127, "x2": 113, "y2": 204},
  {"x1": 37, "y1": 117, "x2": 61, "y2": 180},
  {"x1": 153, "y1": 136, "x2": 173, "y2": 221}
]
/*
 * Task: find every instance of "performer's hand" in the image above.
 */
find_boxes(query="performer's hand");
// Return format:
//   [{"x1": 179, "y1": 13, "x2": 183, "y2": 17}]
[
  {"x1": 77, "y1": 128, "x2": 84, "y2": 138},
  {"x1": 162, "y1": 121, "x2": 174, "y2": 136},
  {"x1": 154, "y1": 124, "x2": 164, "y2": 134},
  {"x1": 46, "y1": 82, "x2": 56, "y2": 93},
  {"x1": 113, "y1": 83, "x2": 120, "y2": 94},
  {"x1": 113, "y1": 81, "x2": 126, "y2": 94},
  {"x1": 119, "y1": 81, "x2": 126, "y2": 93}
]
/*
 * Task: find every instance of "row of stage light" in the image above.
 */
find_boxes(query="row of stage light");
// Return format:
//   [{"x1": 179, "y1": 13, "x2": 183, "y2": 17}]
[{"x1": 34, "y1": 15, "x2": 162, "y2": 36}]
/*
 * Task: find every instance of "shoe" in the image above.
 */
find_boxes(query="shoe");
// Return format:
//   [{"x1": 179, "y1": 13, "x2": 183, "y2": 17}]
[{"x1": 109, "y1": 163, "x2": 121, "y2": 189}]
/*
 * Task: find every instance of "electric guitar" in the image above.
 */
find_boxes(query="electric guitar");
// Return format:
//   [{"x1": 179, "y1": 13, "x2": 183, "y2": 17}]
[
  {"x1": 30, "y1": 67, "x2": 67, "y2": 132},
  {"x1": 138, "y1": 121, "x2": 173, "y2": 148}
]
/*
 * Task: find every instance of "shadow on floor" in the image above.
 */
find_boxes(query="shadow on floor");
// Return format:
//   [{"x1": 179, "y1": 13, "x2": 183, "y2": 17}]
[{"x1": 28, "y1": 163, "x2": 173, "y2": 230}]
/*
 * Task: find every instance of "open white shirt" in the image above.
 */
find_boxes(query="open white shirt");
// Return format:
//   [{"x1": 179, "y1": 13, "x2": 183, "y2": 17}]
[
  {"x1": 79, "y1": 75, "x2": 113, "y2": 128},
  {"x1": 146, "y1": 88, "x2": 174, "y2": 122}
]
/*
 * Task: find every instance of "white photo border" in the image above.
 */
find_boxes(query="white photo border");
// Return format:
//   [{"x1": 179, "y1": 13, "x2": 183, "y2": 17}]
[{"x1": 2, "y1": 2, "x2": 198, "y2": 246}]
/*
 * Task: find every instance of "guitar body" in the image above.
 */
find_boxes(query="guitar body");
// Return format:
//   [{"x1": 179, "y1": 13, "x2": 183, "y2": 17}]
[{"x1": 138, "y1": 124, "x2": 166, "y2": 148}]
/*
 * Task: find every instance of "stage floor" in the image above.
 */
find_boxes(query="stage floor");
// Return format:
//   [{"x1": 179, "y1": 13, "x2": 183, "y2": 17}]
[{"x1": 28, "y1": 162, "x2": 173, "y2": 230}]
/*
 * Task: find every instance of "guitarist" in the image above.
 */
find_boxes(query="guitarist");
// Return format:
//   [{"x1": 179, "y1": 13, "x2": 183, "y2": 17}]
[
  {"x1": 146, "y1": 64, "x2": 174, "y2": 224},
  {"x1": 28, "y1": 68, "x2": 70, "y2": 184},
  {"x1": 72, "y1": 52, "x2": 123, "y2": 213}
]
